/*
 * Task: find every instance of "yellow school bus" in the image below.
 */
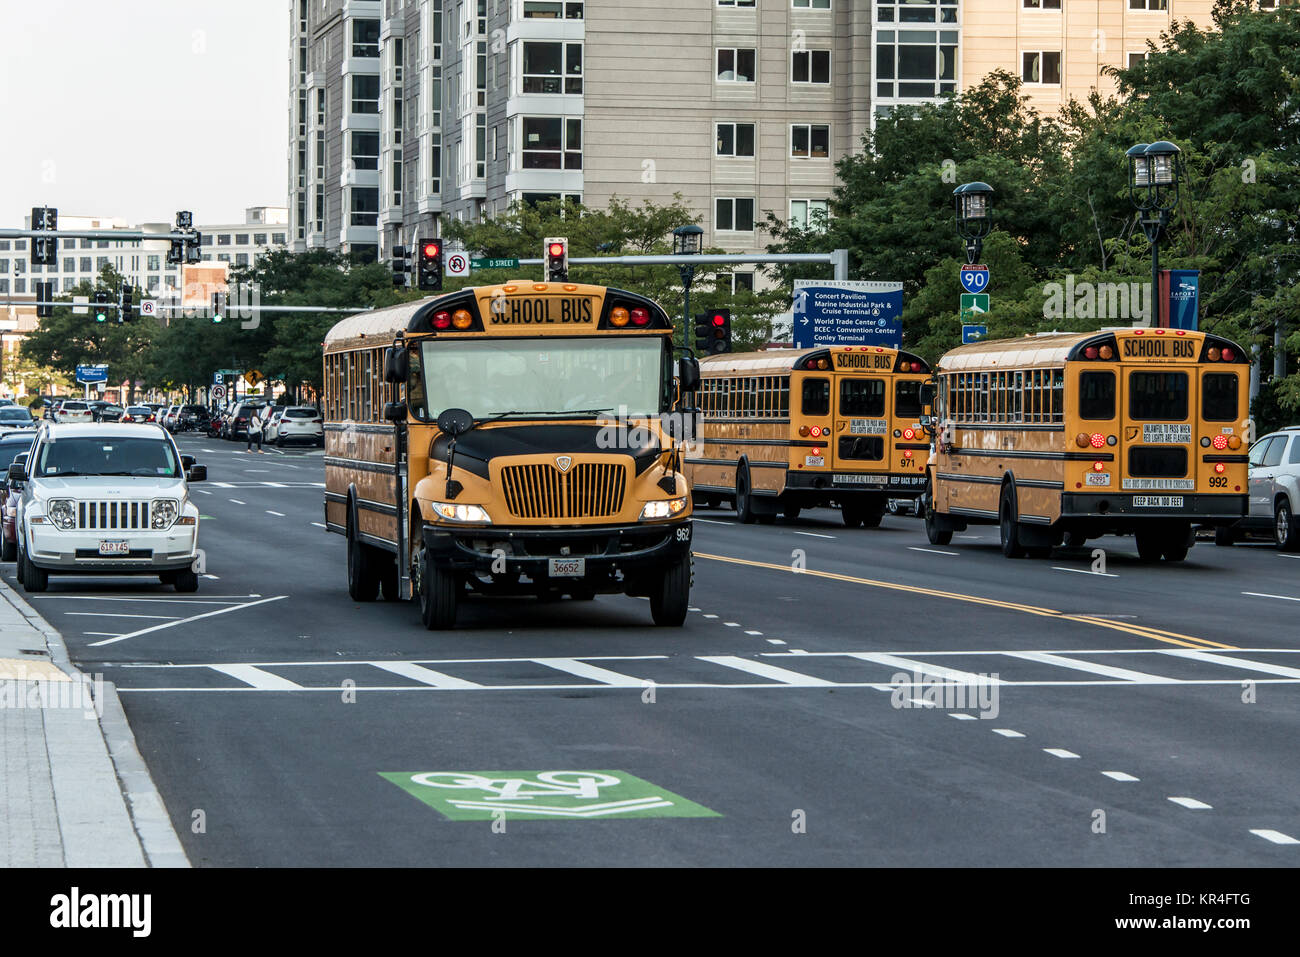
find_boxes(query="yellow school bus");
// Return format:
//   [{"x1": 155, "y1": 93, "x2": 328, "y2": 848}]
[
  {"x1": 323, "y1": 282, "x2": 697, "y2": 629},
  {"x1": 923, "y1": 328, "x2": 1250, "y2": 561},
  {"x1": 685, "y1": 346, "x2": 932, "y2": 526}
]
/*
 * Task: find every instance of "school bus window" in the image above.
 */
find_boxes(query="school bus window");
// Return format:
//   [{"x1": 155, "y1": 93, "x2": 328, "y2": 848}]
[
  {"x1": 1130, "y1": 370, "x2": 1188, "y2": 420},
  {"x1": 841, "y1": 378, "x2": 885, "y2": 417},
  {"x1": 1202, "y1": 373, "x2": 1238, "y2": 422},
  {"x1": 1050, "y1": 370, "x2": 1064, "y2": 422},
  {"x1": 896, "y1": 379, "x2": 923, "y2": 417},
  {"x1": 802, "y1": 377, "x2": 830, "y2": 416},
  {"x1": 1079, "y1": 370, "x2": 1115, "y2": 420},
  {"x1": 779, "y1": 378, "x2": 790, "y2": 417},
  {"x1": 840, "y1": 435, "x2": 885, "y2": 461},
  {"x1": 1013, "y1": 371, "x2": 1023, "y2": 421},
  {"x1": 1130, "y1": 446, "x2": 1188, "y2": 477}
]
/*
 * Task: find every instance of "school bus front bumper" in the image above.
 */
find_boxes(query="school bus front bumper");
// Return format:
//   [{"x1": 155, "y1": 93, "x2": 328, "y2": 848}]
[{"x1": 421, "y1": 520, "x2": 693, "y2": 577}]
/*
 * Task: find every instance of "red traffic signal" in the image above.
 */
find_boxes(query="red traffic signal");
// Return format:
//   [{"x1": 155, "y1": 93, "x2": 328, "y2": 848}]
[
  {"x1": 417, "y1": 239, "x2": 443, "y2": 291},
  {"x1": 712, "y1": 313, "x2": 726, "y2": 327}
]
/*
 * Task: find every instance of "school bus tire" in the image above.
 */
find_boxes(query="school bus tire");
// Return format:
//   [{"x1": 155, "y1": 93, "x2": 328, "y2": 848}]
[
  {"x1": 782, "y1": 501, "x2": 801, "y2": 521},
  {"x1": 923, "y1": 479, "x2": 953, "y2": 546},
  {"x1": 1134, "y1": 527, "x2": 1164, "y2": 563},
  {"x1": 860, "y1": 497, "x2": 886, "y2": 529},
  {"x1": 999, "y1": 485, "x2": 1027, "y2": 559},
  {"x1": 346, "y1": 505, "x2": 381, "y2": 602},
  {"x1": 649, "y1": 554, "x2": 691, "y2": 627},
  {"x1": 417, "y1": 549, "x2": 459, "y2": 630},
  {"x1": 1161, "y1": 522, "x2": 1193, "y2": 562},
  {"x1": 735, "y1": 462, "x2": 758, "y2": 525}
]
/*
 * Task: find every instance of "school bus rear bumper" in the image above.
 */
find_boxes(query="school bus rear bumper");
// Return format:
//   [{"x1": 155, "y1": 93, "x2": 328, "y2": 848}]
[
  {"x1": 786, "y1": 471, "x2": 927, "y2": 494},
  {"x1": 1061, "y1": 493, "x2": 1247, "y2": 520},
  {"x1": 421, "y1": 520, "x2": 692, "y2": 573}
]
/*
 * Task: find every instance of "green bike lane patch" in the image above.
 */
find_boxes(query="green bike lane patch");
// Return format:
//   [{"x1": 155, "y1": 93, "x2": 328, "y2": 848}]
[{"x1": 380, "y1": 770, "x2": 720, "y2": 821}]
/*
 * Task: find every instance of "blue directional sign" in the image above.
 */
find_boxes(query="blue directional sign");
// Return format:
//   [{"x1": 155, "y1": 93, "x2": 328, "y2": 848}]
[
  {"x1": 213, "y1": 371, "x2": 224, "y2": 385},
  {"x1": 1167, "y1": 269, "x2": 1199, "y2": 331},
  {"x1": 959, "y1": 265, "x2": 989, "y2": 294},
  {"x1": 75, "y1": 364, "x2": 108, "y2": 383},
  {"x1": 962, "y1": 324, "x2": 988, "y2": 344},
  {"x1": 792, "y1": 280, "x2": 904, "y2": 349}
]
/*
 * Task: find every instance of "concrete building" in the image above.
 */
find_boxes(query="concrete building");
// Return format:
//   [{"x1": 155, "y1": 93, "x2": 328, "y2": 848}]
[{"x1": 287, "y1": 0, "x2": 1219, "y2": 270}]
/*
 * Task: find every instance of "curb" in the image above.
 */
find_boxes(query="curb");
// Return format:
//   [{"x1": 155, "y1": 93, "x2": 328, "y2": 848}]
[{"x1": 0, "y1": 578, "x2": 190, "y2": 868}]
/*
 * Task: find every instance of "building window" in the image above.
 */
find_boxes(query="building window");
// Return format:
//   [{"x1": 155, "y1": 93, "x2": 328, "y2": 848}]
[
  {"x1": 273, "y1": 233, "x2": 286, "y2": 245},
  {"x1": 216, "y1": 234, "x2": 232, "y2": 246},
  {"x1": 352, "y1": 18, "x2": 380, "y2": 57},
  {"x1": 1022, "y1": 51, "x2": 1062, "y2": 85},
  {"x1": 715, "y1": 198, "x2": 755, "y2": 232},
  {"x1": 1128, "y1": 52, "x2": 1147, "y2": 69},
  {"x1": 63, "y1": 277, "x2": 76, "y2": 291},
  {"x1": 1023, "y1": 0, "x2": 1061, "y2": 7},
  {"x1": 351, "y1": 130, "x2": 380, "y2": 170},
  {"x1": 522, "y1": 41, "x2": 582, "y2": 94},
  {"x1": 254, "y1": 233, "x2": 267, "y2": 245},
  {"x1": 790, "y1": 199, "x2": 829, "y2": 230},
  {"x1": 350, "y1": 187, "x2": 379, "y2": 226},
  {"x1": 0, "y1": 280, "x2": 8, "y2": 294},
  {"x1": 521, "y1": 117, "x2": 582, "y2": 169},
  {"x1": 717, "y1": 0, "x2": 756, "y2": 6},
  {"x1": 791, "y1": 124, "x2": 830, "y2": 158},
  {"x1": 793, "y1": 0, "x2": 830, "y2": 6},
  {"x1": 792, "y1": 49, "x2": 831, "y2": 84},
  {"x1": 876, "y1": 31, "x2": 958, "y2": 99},
  {"x1": 95, "y1": 257, "x2": 107, "y2": 269},
  {"x1": 716, "y1": 122, "x2": 756, "y2": 158},
  {"x1": 351, "y1": 74, "x2": 380, "y2": 113},
  {"x1": 732, "y1": 272, "x2": 755, "y2": 293},
  {"x1": 147, "y1": 255, "x2": 160, "y2": 271},
  {"x1": 13, "y1": 279, "x2": 24, "y2": 294},
  {"x1": 80, "y1": 257, "x2": 92, "y2": 272},
  {"x1": 235, "y1": 234, "x2": 250, "y2": 246},
  {"x1": 235, "y1": 253, "x2": 250, "y2": 267},
  {"x1": 1128, "y1": 0, "x2": 1168, "y2": 8},
  {"x1": 61, "y1": 257, "x2": 73, "y2": 272},
  {"x1": 717, "y1": 48, "x2": 757, "y2": 83},
  {"x1": 476, "y1": 113, "x2": 487, "y2": 178},
  {"x1": 523, "y1": 2, "x2": 584, "y2": 18}
]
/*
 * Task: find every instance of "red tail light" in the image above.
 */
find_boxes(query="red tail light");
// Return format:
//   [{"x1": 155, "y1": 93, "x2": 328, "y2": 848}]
[
  {"x1": 903, "y1": 427, "x2": 916, "y2": 440},
  {"x1": 1090, "y1": 433, "x2": 1105, "y2": 449},
  {"x1": 903, "y1": 450, "x2": 914, "y2": 459},
  {"x1": 1093, "y1": 461, "x2": 1105, "y2": 472},
  {"x1": 1215, "y1": 463, "x2": 1226, "y2": 473},
  {"x1": 1211, "y1": 435, "x2": 1228, "y2": 450}
]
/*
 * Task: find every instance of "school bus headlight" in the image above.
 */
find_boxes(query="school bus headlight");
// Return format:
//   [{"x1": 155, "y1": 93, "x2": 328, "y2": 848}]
[
  {"x1": 640, "y1": 497, "x2": 688, "y2": 521},
  {"x1": 431, "y1": 502, "x2": 493, "y2": 524}
]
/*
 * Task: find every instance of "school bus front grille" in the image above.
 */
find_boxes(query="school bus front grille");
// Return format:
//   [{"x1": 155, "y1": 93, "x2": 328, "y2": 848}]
[{"x1": 501, "y1": 462, "x2": 627, "y2": 519}]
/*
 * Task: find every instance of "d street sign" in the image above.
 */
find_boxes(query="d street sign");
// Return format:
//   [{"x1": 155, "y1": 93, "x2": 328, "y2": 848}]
[
  {"x1": 446, "y1": 252, "x2": 471, "y2": 278},
  {"x1": 962, "y1": 324, "x2": 988, "y2": 344},
  {"x1": 792, "y1": 280, "x2": 904, "y2": 349},
  {"x1": 471, "y1": 257, "x2": 519, "y2": 270},
  {"x1": 959, "y1": 265, "x2": 989, "y2": 294}
]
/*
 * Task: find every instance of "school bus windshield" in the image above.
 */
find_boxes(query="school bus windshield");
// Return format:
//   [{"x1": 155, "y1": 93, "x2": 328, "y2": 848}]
[{"x1": 417, "y1": 336, "x2": 670, "y2": 419}]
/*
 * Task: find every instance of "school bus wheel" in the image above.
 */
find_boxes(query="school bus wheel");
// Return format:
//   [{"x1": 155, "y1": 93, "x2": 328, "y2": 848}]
[
  {"x1": 417, "y1": 548, "x2": 459, "y2": 630},
  {"x1": 649, "y1": 554, "x2": 691, "y2": 627},
  {"x1": 347, "y1": 507, "x2": 381, "y2": 602},
  {"x1": 999, "y1": 486, "x2": 1027, "y2": 559}
]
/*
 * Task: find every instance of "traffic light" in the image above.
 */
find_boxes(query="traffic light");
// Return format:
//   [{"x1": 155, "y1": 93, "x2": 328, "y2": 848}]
[
  {"x1": 31, "y1": 206, "x2": 57, "y2": 266},
  {"x1": 92, "y1": 290, "x2": 109, "y2": 323},
  {"x1": 392, "y1": 245, "x2": 410, "y2": 288},
  {"x1": 211, "y1": 292, "x2": 225, "y2": 323},
  {"x1": 185, "y1": 231, "x2": 202, "y2": 264},
  {"x1": 544, "y1": 237, "x2": 568, "y2": 282},
  {"x1": 118, "y1": 284, "x2": 134, "y2": 324},
  {"x1": 700, "y1": 309, "x2": 731, "y2": 354},
  {"x1": 36, "y1": 280, "x2": 53, "y2": 319},
  {"x1": 417, "y1": 239, "x2": 443, "y2": 291},
  {"x1": 167, "y1": 237, "x2": 185, "y2": 265}
]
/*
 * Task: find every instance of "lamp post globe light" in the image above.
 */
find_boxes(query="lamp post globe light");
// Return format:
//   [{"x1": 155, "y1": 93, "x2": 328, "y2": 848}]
[
  {"x1": 672, "y1": 224, "x2": 704, "y2": 324},
  {"x1": 1127, "y1": 140, "x2": 1182, "y2": 326},
  {"x1": 953, "y1": 182, "x2": 994, "y2": 265}
]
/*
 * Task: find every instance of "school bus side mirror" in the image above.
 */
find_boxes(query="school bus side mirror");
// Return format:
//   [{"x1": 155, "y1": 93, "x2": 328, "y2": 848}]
[
  {"x1": 919, "y1": 414, "x2": 935, "y2": 436},
  {"x1": 919, "y1": 383, "x2": 935, "y2": 406},
  {"x1": 679, "y1": 356, "x2": 701, "y2": 394},
  {"x1": 384, "y1": 401, "x2": 408, "y2": 423},
  {"x1": 384, "y1": 347, "x2": 409, "y2": 385}
]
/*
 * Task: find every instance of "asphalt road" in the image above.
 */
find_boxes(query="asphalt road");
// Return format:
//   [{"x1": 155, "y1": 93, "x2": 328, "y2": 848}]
[{"x1": 6, "y1": 431, "x2": 1299, "y2": 866}]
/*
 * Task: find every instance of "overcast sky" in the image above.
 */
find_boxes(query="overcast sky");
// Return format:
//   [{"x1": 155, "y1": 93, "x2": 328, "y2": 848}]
[{"x1": 0, "y1": 0, "x2": 288, "y2": 227}]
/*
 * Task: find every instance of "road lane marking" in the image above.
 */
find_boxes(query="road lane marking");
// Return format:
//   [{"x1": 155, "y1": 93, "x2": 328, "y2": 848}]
[
  {"x1": 367, "y1": 661, "x2": 485, "y2": 689},
  {"x1": 532, "y1": 658, "x2": 644, "y2": 687},
  {"x1": 266, "y1": 510, "x2": 285, "y2": 516},
  {"x1": 1005, "y1": 651, "x2": 1179, "y2": 684},
  {"x1": 909, "y1": 547, "x2": 958, "y2": 556},
  {"x1": 744, "y1": 630, "x2": 763, "y2": 635},
  {"x1": 1164, "y1": 649, "x2": 1300, "y2": 680},
  {"x1": 1044, "y1": 748, "x2": 1080, "y2": 759},
  {"x1": 694, "y1": 552, "x2": 1228, "y2": 649},
  {"x1": 724, "y1": 621, "x2": 740, "y2": 627},
  {"x1": 1052, "y1": 566, "x2": 1119, "y2": 578},
  {"x1": 1242, "y1": 591, "x2": 1300, "y2": 603},
  {"x1": 845, "y1": 653, "x2": 1006, "y2": 685},
  {"x1": 992, "y1": 729, "x2": 1025, "y2": 738},
  {"x1": 35, "y1": 596, "x2": 248, "y2": 605},
  {"x1": 1249, "y1": 829, "x2": 1300, "y2": 845},
  {"x1": 794, "y1": 531, "x2": 836, "y2": 540},
  {"x1": 1168, "y1": 797, "x2": 1212, "y2": 810},
  {"x1": 948, "y1": 713, "x2": 977, "y2": 720},
  {"x1": 694, "y1": 519, "x2": 735, "y2": 526},
  {"x1": 1101, "y1": 771, "x2": 1140, "y2": 782},
  {"x1": 86, "y1": 595, "x2": 288, "y2": 647},
  {"x1": 702, "y1": 614, "x2": 718, "y2": 619},
  {"x1": 208, "y1": 664, "x2": 303, "y2": 691},
  {"x1": 766, "y1": 639, "x2": 785, "y2": 645},
  {"x1": 697, "y1": 655, "x2": 835, "y2": 686},
  {"x1": 65, "y1": 612, "x2": 180, "y2": 620},
  {"x1": 263, "y1": 482, "x2": 287, "y2": 488},
  {"x1": 194, "y1": 489, "x2": 211, "y2": 495},
  {"x1": 311, "y1": 522, "x2": 327, "y2": 529},
  {"x1": 229, "y1": 499, "x2": 246, "y2": 505}
]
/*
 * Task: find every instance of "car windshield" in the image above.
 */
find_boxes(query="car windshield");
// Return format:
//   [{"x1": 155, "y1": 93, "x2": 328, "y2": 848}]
[
  {"x1": 127, "y1": 407, "x2": 151, "y2": 415},
  {"x1": 32, "y1": 437, "x2": 181, "y2": 478},
  {"x1": 0, "y1": 441, "x2": 32, "y2": 469}
]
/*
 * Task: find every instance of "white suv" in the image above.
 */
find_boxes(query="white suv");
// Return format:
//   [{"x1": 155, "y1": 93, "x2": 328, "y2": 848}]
[
  {"x1": 55, "y1": 400, "x2": 94, "y2": 424},
  {"x1": 9, "y1": 424, "x2": 208, "y2": 592}
]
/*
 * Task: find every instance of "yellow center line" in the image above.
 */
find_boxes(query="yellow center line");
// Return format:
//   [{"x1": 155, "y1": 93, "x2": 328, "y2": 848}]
[{"x1": 694, "y1": 552, "x2": 1234, "y2": 650}]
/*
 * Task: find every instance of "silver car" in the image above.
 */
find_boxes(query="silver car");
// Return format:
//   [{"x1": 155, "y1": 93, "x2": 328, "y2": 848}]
[{"x1": 1220, "y1": 426, "x2": 1300, "y2": 550}]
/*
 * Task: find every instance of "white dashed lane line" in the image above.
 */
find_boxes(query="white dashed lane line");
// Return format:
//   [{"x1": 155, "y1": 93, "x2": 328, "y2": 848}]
[
  {"x1": 229, "y1": 500, "x2": 246, "y2": 505},
  {"x1": 1168, "y1": 797, "x2": 1212, "y2": 810},
  {"x1": 1242, "y1": 591, "x2": 1300, "y2": 603},
  {"x1": 311, "y1": 522, "x2": 327, "y2": 529},
  {"x1": 1249, "y1": 829, "x2": 1299, "y2": 845},
  {"x1": 266, "y1": 510, "x2": 285, "y2": 517},
  {"x1": 992, "y1": 729, "x2": 1025, "y2": 738},
  {"x1": 1052, "y1": 566, "x2": 1119, "y2": 578},
  {"x1": 908, "y1": 547, "x2": 958, "y2": 556},
  {"x1": 1101, "y1": 771, "x2": 1140, "y2": 782},
  {"x1": 793, "y1": 531, "x2": 836, "y2": 540},
  {"x1": 1043, "y1": 748, "x2": 1080, "y2": 759}
]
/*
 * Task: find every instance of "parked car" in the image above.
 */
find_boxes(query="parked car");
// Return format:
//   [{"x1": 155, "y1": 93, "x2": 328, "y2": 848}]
[
  {"x1": 0, "y1": 398, "x2": 15, "y2": 407},
  {"x1": 94, "y1": 402, "x2": 126, "y2": 423},
  {"x1": 161, "y1": 405, "x2": 183, "y2": 432},
  {"x1": 177, "y1": 404, "x2": 211, "y2": 432},
  {"x1": 54, "y1": 400, "x2": 95, "y2": 424},
  {"x1": 0, "y1": 432, "x2": 37, "y2": 561},
  {"x1": 262, "y1": 408, "x2": 286, "y2": 443},
  {"x1": 10, "y1": 423, "x2": 207, "y2": 592},
  {"x1": 226, "y1": 401, "x2": 269, "y2": 440},
  {"x1": 0, "y1": 406, "x2": 37, "y2": 430},
  {"x1": 121, "y1": 405, "x2": 157, "y2": 423},
  {"x1": 1218, "y1": 426, "x2": 1300, "y2": 550},
  {"x1": 270, "y1": 406, "x2": 324, "y2": 447}
]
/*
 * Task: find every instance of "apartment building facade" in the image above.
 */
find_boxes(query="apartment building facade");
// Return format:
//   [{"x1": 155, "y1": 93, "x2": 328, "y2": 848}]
[{"x1": 287, "y1": 0, "x2": 1218, "y2": 265}]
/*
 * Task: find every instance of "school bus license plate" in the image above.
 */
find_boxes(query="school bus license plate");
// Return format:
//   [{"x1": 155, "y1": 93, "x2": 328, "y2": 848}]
[
  {"x1": 548, "y1": 557, "x2": 586, "y2": 578},
  {"x1": 1132, "y1": 496, "x2": 1183, "y2": 508}
]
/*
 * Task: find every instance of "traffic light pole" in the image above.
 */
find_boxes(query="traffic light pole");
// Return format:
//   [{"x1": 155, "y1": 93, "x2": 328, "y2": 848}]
[
  {"x1": 0, "y1": 228, "x2": 201, "y2": 242},
  {"x1": 511, "y1": 250, "x2": 851, "y2": 280}
]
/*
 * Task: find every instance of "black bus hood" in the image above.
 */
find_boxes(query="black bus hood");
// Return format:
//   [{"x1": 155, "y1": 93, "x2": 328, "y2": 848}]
[{"x1": 431, "y1": 424, "x2": 663, "y2": 479}]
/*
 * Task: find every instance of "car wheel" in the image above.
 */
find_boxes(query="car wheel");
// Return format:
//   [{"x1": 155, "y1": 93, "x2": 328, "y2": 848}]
[
  {"x1": 1, "y1": 534, "x2": 15, "y2": 563},
  {"x1": 1276, "y1": 499, "x2": 1299, "y2": 552},
  {"x1": 20, "y1": 542, "x2": 48, "y2": 593},
  {"x1": 173, "y1": 569, "x2": 199, "y2": 593},
  {"x1": 1214, "y1": 526, "x2": 1236, "y2": 546}
]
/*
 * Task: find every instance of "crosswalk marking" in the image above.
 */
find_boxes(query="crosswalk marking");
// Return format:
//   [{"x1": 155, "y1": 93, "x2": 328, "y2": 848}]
[
  {"x1": 1004, "y1": 651, "x2": 1179, "y2": 684},
  {"x1": 696, "y1": 655, "x2": 835, "y2": 686},
  {"x1": 208, "y1": 664, "x2": 303, "y2": 690},
  {"x1": 846, "y1": 653, "x2": 1005, "y2": 685},
  {"x1": 532, "y1": 657, "x2": 644, "y2": 687},
  {"x1": 367, "y1": 661, "x2": 484, "y2": 689},
  {"x1": 1165, "y1": 649, "x2": 1300, "y2": 680}
]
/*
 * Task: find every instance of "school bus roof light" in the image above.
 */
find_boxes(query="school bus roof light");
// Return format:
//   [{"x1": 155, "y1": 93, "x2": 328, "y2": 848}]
[
  {"x1": 1207, "y1": 347, "x2": 1221, "y2": 361},
  {"x1": 817, "y1": 358, "x2": 829, "y2": 370},
  {"x1": 610, "y1": 307, "x2": 630, "y2": 327},
  {"x1": 630, "y1": 307, "x2": 650, "y2": 327},
  {"x1": 432, "y1": 310, "x2": 453, "y2": 330},
  {"x1": 1098, "y1": 345, "x2": 1114, "y2": 360},
  {"x1": 1221, "y1": 347, "x2": 1235, "y2": 362},
  {"x1": 452, "y1": 309, "x2": 473, "y2": 329}
]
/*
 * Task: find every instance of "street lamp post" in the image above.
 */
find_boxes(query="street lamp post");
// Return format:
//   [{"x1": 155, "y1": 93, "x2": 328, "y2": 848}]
[
  {"x1": 1127, "y1": 141, "x2": 1182, "y2": 326},
  {"x1": 953, "y1": 182, "x2": 995, "y2": 264},
  {"x1": 673, "y1": 224, "x2": 704, "y2": 325}
]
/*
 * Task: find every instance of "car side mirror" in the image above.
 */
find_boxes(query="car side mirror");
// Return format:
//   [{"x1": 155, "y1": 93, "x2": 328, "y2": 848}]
[
  {"x1": 679, "y1": 356, "x2": 701, "y2": 394},
  {"x1": 7, "y1": 462, "x2": 28, "y2": 484},
  {"x1": 186, "y1": 464, "x2": 207, "y2": 483},
  {"x1": 181, "y1": 454, "x2": 196, "y2": 470}
]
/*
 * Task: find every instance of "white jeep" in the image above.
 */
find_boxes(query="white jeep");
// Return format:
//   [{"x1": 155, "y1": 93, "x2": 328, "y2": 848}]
[{"x1": 10, "y1": 423, "x2": 207, "y2": 592}]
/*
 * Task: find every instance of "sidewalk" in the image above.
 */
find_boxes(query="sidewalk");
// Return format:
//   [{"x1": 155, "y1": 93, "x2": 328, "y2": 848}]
[{"x1": 0, "y1": 577, "x2": 188, "y2": 867}]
